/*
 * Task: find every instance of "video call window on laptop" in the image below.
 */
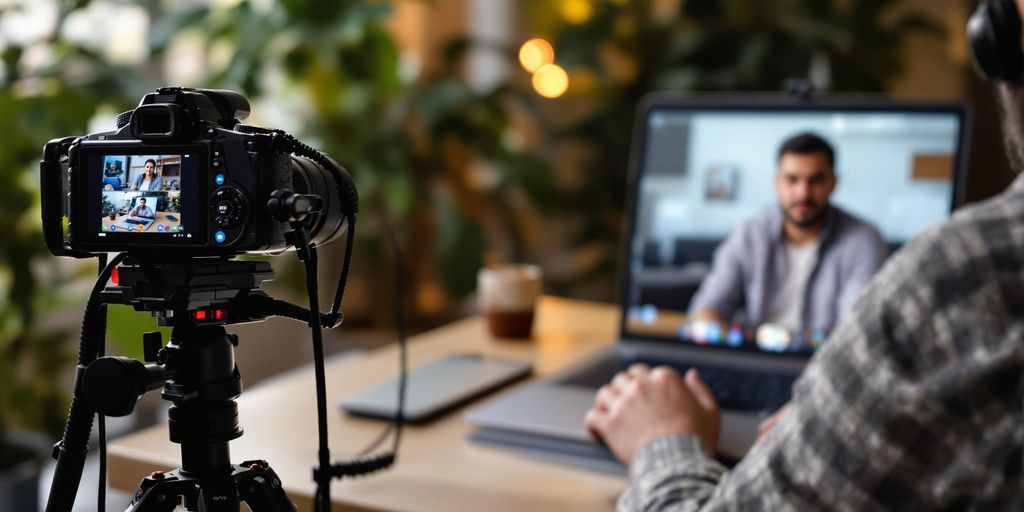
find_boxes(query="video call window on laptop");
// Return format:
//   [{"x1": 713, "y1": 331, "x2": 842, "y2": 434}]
[{"x1": 624, "y1": 101, "x2": 967, "y2": 356}]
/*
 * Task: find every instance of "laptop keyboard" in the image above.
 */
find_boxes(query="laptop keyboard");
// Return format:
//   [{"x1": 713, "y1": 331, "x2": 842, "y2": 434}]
[{"x1": 559, "y1": 357, "x2": 795, "y2": 413}]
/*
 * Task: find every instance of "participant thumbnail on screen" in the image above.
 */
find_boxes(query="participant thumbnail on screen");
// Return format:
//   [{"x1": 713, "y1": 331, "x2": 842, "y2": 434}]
[{"x1": 100, "y1": 191, "x2": 182, "y2": 234}]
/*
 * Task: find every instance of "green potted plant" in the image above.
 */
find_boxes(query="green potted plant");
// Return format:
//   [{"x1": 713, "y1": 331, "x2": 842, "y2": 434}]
[{"x1": 102, "y1": 193, "x2": 118, "y2": 220}]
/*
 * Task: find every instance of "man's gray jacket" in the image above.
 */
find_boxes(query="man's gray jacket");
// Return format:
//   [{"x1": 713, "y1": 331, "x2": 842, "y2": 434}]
[{"x1": 687, "y1": 205, "x2": 886, "y2": 331}]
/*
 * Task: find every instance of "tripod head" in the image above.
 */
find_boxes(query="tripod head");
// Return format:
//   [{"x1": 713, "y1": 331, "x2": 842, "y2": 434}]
[
  {"x1": 104, "y1": 257, "x2": 275, "y2": 326},
  {"x1": 81, "y1": 257, "x2": 278, "y2": 423}
]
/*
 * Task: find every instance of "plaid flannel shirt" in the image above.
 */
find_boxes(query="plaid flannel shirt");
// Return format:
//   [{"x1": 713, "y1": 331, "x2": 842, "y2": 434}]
[{"x1": 619, "y1": 174, "x2": 1024, "y2": 511}]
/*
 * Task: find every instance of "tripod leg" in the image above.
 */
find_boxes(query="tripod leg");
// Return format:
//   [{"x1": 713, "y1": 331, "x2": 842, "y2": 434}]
[{"x1": 237, "y1": 462, "x2": 297, "y2": 512}]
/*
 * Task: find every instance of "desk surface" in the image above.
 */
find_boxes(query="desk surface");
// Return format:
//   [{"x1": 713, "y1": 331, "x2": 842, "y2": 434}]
[{"x1": 108, "y1": 296, "x2": 626, "y2": 511}]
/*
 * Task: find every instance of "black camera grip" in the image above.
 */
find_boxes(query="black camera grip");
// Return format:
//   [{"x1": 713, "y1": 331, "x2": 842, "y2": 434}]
[
  {"x1": 40, "y1": 137, "x2": 92, "y2": 259},
  {"x1": 40, "y1": 140, "x2": 68, "y2": 254}
]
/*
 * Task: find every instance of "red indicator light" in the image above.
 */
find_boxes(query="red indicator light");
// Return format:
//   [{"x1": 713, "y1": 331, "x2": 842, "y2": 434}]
[
  {"x1": 193, "y1": 310, "x2": 208, "y2": 321},
  {"x1": 214, "y1": 309, "x2": 226, "y2": 320},
  {"x1": 111, "y1": 266, "x2": 119, "y2": 286}
]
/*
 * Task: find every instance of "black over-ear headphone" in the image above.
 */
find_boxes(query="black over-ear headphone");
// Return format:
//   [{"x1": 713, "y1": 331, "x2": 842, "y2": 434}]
[{"x1": 969, "y1": 0, "x2": 1024, "y2": 84}]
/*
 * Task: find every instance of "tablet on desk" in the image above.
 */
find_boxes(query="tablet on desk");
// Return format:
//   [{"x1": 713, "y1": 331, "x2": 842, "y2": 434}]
[{"x1": 340, "y1": 353, "x2": 532, "y2": 423}]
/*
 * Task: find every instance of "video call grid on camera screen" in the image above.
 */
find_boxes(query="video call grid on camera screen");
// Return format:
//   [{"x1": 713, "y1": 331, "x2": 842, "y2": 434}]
[
  {"x1": 625, "y1": 108, "x2": 963, "y2": 355},
  {"x1": 93, "y1": 153, "x2": 196, "y2": 238}
]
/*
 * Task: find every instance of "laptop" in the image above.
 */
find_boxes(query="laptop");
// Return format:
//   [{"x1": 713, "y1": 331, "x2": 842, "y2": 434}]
[
  {"x1": 114, "y1": 217, "x2": 155, "y2": 231},
  {"x1": 465, "y1": 95, "x2": 969, "y2": 466}
]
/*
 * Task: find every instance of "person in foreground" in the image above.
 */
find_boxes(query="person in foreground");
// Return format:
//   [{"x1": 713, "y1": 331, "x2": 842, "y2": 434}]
[
  {"x1": 688, "y1": 133, "x2": 886, "y2": 333},
  {"x1": 585, "y1": 1, "x2": 1024, "y2": 509}
]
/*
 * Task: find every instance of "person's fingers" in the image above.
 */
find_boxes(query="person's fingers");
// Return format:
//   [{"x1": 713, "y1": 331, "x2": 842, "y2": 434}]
[
  {"x1": 583, "y1": 407, "x2": 607, "y2": 443},
  {"x1": 684, "y1": 369, "x2": 719, "y2": 412},
  {"x1": 611, "y1": 371, "x2": 633, "y2": 392},
  {"x1": 627, "y1": 363, "x2": 651, "y2": 378},
  {"x1": 594, "y1": 384, "x2": 618, "y2": 412},
  {"x1": 649, "y1": 365, "x2": 684, "y2": 389}
]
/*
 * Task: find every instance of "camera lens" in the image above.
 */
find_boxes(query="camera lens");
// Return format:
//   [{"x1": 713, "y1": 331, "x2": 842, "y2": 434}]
[{"x1": 289, "y1": 155, "x2": 348, "y2": 247}]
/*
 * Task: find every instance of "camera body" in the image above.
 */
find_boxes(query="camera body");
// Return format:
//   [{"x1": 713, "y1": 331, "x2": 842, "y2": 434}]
[{"x1": 41, "y1": 87, "x2": 352, "y2": 258}]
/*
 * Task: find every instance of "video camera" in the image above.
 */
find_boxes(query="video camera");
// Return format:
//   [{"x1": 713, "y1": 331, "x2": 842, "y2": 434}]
[
  {"x1": 39, "y1": 89, "x2": 398, "y2": 512},
  {"x1": 40, "y1": 87, "x2": 356, "y2": 258}
]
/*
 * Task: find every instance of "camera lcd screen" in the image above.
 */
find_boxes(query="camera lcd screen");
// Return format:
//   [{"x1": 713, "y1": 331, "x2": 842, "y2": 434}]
[{"x1": 81, "y1": 146, "x2": 205, "y2": 245}]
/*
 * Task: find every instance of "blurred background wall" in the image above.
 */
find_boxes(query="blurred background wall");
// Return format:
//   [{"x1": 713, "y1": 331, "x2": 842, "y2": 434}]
[{"x1": 0, "y1": 0, "x2": 1013, "y2": 444}]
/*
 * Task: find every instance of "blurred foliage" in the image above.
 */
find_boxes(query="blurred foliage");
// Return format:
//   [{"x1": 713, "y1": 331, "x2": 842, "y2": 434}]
[{"x1": 0, "y1": 1, "x2": 152, "y2": 443}]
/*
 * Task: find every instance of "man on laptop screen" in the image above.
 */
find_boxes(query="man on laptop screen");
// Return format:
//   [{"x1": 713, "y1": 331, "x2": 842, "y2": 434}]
[
  {"x1": 688, "y1": 132, "x2": 886, "y2": 333},
  {"x1": 127, "y1": 197, "x2": 155, "y2": 221}
]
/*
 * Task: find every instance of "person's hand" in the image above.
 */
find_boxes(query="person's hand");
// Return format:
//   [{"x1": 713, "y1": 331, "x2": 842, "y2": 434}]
[
  {"x1": 755, "y1": 403, "x2": 790, "y2": 446},
  {"x1": 583, "y1": 364, "x2": 721, "y2": 466}
]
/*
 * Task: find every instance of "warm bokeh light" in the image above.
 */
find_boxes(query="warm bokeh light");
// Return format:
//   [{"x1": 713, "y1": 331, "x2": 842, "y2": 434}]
[
  {"x1": 518, "y1": 38, "x2": 555, "y2": 73},
  {"x1": 560, "y1": 0, "x2": 593, "y2": 24},
  {"x1": 532, "y1": 64, "x2": 569, "y2": 99}
]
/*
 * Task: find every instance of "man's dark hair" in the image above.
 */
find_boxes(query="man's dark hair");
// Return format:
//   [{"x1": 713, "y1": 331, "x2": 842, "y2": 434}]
[
  {"x1": 777, "y1": 132, "x2": 836, "y2": 172},
  {"x1": 138, "y1": 197, "x2": 146, "y2": 203}
]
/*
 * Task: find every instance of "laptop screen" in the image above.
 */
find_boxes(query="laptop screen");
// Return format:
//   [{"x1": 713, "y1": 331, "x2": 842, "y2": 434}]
[{"x1": 622, "y1": 99, "x2": 967, "y2": 356}]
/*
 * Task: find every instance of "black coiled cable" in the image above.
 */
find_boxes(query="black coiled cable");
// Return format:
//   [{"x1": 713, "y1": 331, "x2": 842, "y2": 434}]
[{"x1": 249, "y1": 125, "x2": 404, "y2": 511}]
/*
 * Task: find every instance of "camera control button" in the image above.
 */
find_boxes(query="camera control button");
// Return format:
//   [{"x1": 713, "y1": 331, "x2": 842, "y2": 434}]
[
  {"x1": 214, "y1": 231, "x2": 226, "y2": 244},
  {"x1": 216, "y1": 201, "x2": 233, "y2": 216},
  {"x1": 215, "y1": 173, "x2": 225, "y2": 185},
  {"x1": 212, "y1": 159, "x2": 223, "y2": 169},
  {"x1": 210, "y1": 186, "x2": 246, "y2": 228}
]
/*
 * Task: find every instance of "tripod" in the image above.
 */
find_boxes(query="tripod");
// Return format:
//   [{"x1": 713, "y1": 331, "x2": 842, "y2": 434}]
[
  {"x1": 91, "y1": 322, "x2": 294, "y2": 511},
  {"x1": 66, "y1": 257, "x2": 333, "y2": 512}
]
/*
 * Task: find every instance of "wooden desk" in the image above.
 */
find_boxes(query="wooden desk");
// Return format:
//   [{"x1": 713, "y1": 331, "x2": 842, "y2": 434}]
[{"x1": 108, "y1": 296, "x2": 626, "y2": 511}]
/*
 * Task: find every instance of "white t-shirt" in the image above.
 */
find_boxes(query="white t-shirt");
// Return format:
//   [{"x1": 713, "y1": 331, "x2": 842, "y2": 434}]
[{"x1": 766, "y1": 240, "x2": 820, "y2": 331}]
